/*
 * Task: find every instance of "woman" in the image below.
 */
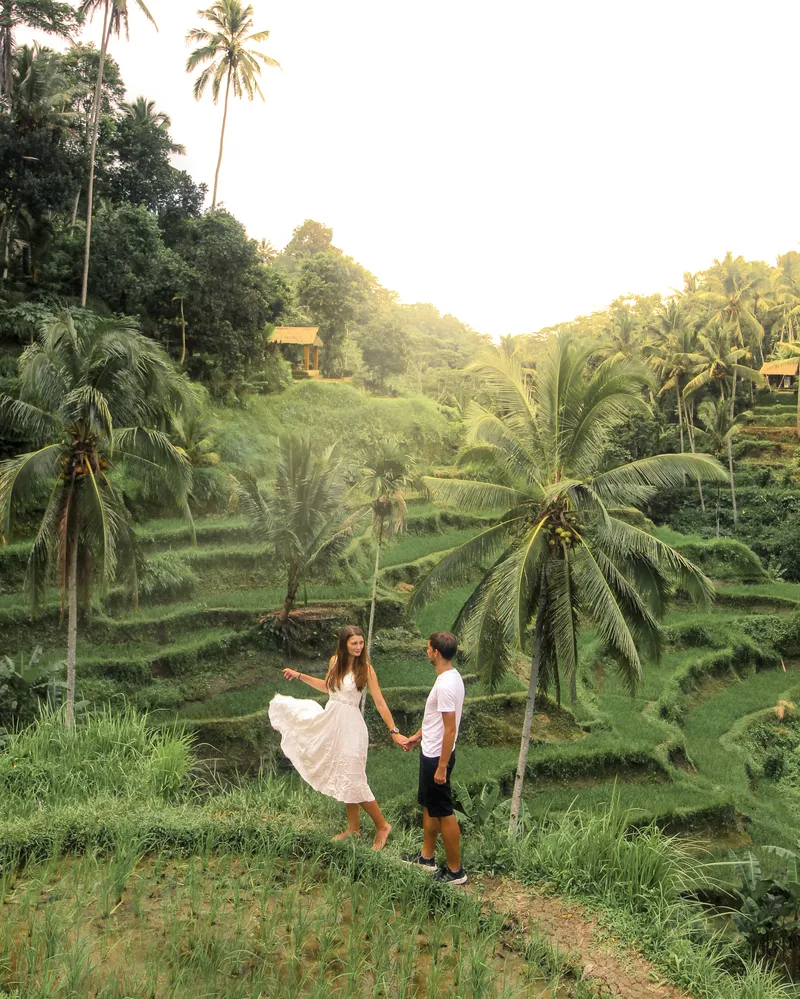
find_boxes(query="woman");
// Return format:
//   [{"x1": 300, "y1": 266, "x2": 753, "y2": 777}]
[{"x1": 268, "y1": 625, "x2": 404, "y2": 850}]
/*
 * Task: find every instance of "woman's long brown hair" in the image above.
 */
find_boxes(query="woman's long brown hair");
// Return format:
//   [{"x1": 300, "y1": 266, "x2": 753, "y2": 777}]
[{"x1": 327, "y1": 625, "x2": 370, "y2": 691}]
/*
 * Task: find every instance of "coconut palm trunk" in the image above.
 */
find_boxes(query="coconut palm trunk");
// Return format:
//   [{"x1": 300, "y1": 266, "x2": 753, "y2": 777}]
[
  {"x1": 685, "y1": 402, "x2": 705, "y2": 512},
  {"x1": 361, "y1": 517, "x2": 384, "y2": 714},
  {"x1": 675, "y1": 377, "x2": 685, "y2": 453},
  {"x1": 211, "y1": 66, "x2": 232, "y2": 210},
  {"x1": 177, "y1": 297, "x2": 187, "y2": 366},
  {"x1": 727, "y1": 435, "x2": 738, "y2": 527},
  {"x1": 729, "y1": 368, "x2": 738, "y2": 526},
  {"x1": 279, "y1": 580, "x2": 298, "y2": 627},
  {"x1": 80, "y1": 1, "x2": 111, "y2": 308},
  {"x1": 66, "y1": 530, "x2": 78, "y2": 728},
  {"x1": 508, "y1": 589, "x2": 546, "y2": 837}
]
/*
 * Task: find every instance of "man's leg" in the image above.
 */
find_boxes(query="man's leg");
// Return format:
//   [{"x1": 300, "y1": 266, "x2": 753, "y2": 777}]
[
  {"x1": 439, "y1": 814, "x2": 461, "y2": 872},
  {"x1": 421, "y1": 807, "x2": 440, "y2": 859}
]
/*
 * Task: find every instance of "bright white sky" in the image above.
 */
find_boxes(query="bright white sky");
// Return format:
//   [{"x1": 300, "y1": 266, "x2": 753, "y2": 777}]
[{"x1": 28, "y1": 0, "x2": 800, "y2": 336}]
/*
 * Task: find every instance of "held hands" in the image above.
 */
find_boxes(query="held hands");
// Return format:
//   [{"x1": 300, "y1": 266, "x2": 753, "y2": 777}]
[
  {"x1": 394, "y1": 732, "x2": 421, "y2": 753},
  {"x1": 282, "y1": 668, "x2": 301, "y2": 681}
]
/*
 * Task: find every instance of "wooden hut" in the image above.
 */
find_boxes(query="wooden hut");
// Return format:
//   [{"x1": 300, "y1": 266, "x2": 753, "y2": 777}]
[
  {"x1": 271, "y1": 326, "x2": 324, "y2": 374},
  {"x1": 760, "y1": 359, "x2": 799, "y2": 390}
]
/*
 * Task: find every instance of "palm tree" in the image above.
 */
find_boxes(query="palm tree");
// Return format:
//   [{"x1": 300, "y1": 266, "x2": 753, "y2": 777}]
[
  {"x1": 121, "y1": 96, "x2": 186, "y2": 154},
  {"x1": 600, "y1": 311, "x2": 650, "y2": 362},
  {"x1": 186, "y1": 0, "x2": 279, "y2": 211},
  {"x1": 683, "y1": 322, "x2": 763, "y2": 407},
  {"x1": 234, "y1": 434, "x2": 363, "y2": 633},
  {"x1": 11, "y1": 42, "x2": 77, "y2": 130},
  {"x1": 358, "y1": 437, "x2": 416, "y2": 659},
  {"x1": 649, "y1": 300, "x2": 702, "y2": 454},
  {"x1": 79, "y1": 0, "x2": 157, "y2": 308},
  {"x1": 0, "y1": 0, "x2": 77, "y2": 98},
  {"x1": 0, "y1": 310, "x2": 191, "y2": 727},
  {"x1": 697, "y1": 252, "x2": 768, "y2": 364},
  {"x1": 1, "y1": 44, "x2": 76, "y2": 281},
  {"x1": 697, "y1": 399, "x2": 743, "y2": 532},
  {"x1": 410, "y1": 338, "x2": 727, "y2": 835},
  {"x1": 256, "y1": 237, "x2": 277, "y2": 263},
  {"x1": 649, "y1": 300, "x2": 707, "y2": 510}
]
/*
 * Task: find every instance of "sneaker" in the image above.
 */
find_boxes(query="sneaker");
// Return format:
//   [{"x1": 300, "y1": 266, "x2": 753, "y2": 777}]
[
  {"x1": 433, "y1": 866, "x2": 468, "y2": 886},
  {"x1": 401, "y1": 852, "x2": 437, "y2": 872}
]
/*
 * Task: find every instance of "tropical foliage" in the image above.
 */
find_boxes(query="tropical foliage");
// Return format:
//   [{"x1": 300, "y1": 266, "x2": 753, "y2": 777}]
[
  {"x1": 411, "y1": 337, "x2": 728, "y2": 832},
  {"x1": 0, "y1": 310, "x2": 191, "y2": 724},
  {"x1": 233, "y1": 433, "x2": 363, "y2": 629}
]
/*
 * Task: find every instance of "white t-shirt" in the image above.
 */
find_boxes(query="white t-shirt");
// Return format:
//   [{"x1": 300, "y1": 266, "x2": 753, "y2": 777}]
[{"x1": 421, "y1": 668, "x2": 465, "y2": 758}]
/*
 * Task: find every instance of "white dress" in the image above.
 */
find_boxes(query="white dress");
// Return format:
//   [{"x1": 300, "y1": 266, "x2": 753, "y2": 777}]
[{"x1": 268, "y1": 671, "x2": 375, "y2": 804}]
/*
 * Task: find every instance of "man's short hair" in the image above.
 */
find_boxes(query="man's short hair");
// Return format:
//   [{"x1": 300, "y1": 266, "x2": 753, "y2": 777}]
[{"x1": 429, "y1": 631, "x2": 458, "y2": 661}]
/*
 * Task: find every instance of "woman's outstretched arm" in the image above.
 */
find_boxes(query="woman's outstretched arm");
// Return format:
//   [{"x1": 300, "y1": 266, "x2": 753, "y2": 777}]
[
  {"x1": 282, "y1": 667, "x2": 329, "y2": 693},
  {"x1": 367, "y1": 665, "x2": 407, "y2": 745}
]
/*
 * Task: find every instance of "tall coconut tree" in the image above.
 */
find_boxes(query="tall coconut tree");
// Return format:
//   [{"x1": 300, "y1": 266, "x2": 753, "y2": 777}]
[
  {"x1": 186, "y1": 0, "x2": 279, "y2": 210},
  {"x1": 649, "y1": 300, "x2": 707, "y2": 510},
  {"x1": 0, "y1": 310, "x2": 191, "y2": 726},
  {"x1": 697, "y1": 399, "x2": 743, "y2": 534},
  {"x1": 683, "y1": 322, "x2": 763, "y2": 402},
  {"x1": 697, "y1": 252, "x2": 768, "y2": 364},
  {"x1": 79, "y1": 0, "x2": 157, "y2": 308},
  {"x1": 358, "y1": 437, "x2": 415, "y2": 659},
  {"x1": 410, "y1": 338, "x2": 728, "y2": 835}
]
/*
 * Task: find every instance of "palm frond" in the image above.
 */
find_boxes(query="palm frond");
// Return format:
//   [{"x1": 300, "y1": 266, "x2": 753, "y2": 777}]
[
  {"x1": 0, "y1": 445, "x2": 65, "y2": 539},
  {"x1": 571, "y1": 542, "x2": 641, "y2": 689},
  {"x1": 592, "y1": 453, "x2": 728, "y2": 505},
  {"x1": 422, "y1": 475, "x2": 526, "y2": 511},
  {"x1": 409, "y1": 518, "x2": 520, "y2": 611},
  {"x1": 457, "y1": 581, "x2": 514, "y2": 693},
  {"x1": 0, "y1": 396, "x2": 62, "y2": 443}
]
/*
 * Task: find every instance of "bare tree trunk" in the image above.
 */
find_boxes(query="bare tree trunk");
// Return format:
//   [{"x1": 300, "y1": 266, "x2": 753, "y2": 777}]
[
  {"x1": 70, "y1": 188, "x2": 80, "y2": 234},
  {"x1": 66, "y1": 535, "x2": 78, "y2": 728},
  {"x1": 211, "y1": 67, "x2": 232, "y2": 210},
  {"x1": 1, "y1": 218, "x2": 9, "y2": 281},
  {"x1": 685, "y1": 396, "x2": 705, "y2": 512},
  {"x1": 178, "y1": 298, "x2": 187, "y2": 366},
  {"x1": 362, "y1": 518, "x2": 383, "y2": 715},
  {"x1": 676, "y1": 377, "x2": 685, "y2": 453},
  {"x1": 0, "y1": 12, "x2": 14, "y2": 99},
  {"x1": 509, "y1": 592, "x2": 546, "y2": 837},
  {"x1": 728, "y1": 434, "x2": 738, "y2": 527},
  {"x1": 279, "y1": 584, "x2": 297, "y2": 627},
  {"x1": 80, "y1": 3, "x2": 111, "y2": 308}
]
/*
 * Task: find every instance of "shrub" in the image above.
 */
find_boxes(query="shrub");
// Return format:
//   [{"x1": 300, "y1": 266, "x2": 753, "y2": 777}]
[{"x1": 140, "y1": 552, "x2": 199, "y2": 602}]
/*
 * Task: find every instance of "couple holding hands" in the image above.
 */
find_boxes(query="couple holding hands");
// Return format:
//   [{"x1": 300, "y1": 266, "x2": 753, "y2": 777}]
[{"x1": 268, "y1": 626, "x2": 468, "y2": 885}]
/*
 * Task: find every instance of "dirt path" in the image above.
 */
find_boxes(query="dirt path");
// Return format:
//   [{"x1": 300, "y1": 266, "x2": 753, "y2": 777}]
[{"x1": 474, "y1": 877, "x2": 693, "y2": 998}]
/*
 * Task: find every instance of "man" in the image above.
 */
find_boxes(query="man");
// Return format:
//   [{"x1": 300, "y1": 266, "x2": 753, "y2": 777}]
[{"x1": 401, "y1": 631, "x2": 467, "y2": 884}]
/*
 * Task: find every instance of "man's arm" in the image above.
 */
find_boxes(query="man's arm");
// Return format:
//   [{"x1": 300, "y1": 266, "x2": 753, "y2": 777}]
[{"x1": 434, "y1": 712, "x2": 456, "y2": 783}]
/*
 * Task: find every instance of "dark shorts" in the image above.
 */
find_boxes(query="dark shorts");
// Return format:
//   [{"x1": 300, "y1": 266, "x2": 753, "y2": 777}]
[{"x1": 417, "y1": 751, "x2": 456, "y2": 818}]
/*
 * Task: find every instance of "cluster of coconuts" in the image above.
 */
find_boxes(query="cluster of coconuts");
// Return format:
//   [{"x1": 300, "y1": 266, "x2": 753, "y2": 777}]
[
  {"x1": 61, "y1": 445, "x2": 109, "y2": 480},
  {"x1": 548, "y1": 519, "x2": 579, "y2": 550}
]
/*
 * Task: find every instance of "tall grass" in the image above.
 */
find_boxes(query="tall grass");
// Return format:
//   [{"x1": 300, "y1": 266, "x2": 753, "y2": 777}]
[{"x1": 0, "y1": 707, "x2": 196, "y2": 818}]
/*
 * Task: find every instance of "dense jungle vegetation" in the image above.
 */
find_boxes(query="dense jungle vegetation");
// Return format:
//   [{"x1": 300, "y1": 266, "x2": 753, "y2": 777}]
[{"x1": 5, "y1": 2, "x2": 800, "y2": 998}]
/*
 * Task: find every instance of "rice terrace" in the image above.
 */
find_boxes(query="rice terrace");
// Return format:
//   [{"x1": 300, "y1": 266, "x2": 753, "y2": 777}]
[{"x1": 5, "y1": 1, "x2": 800, "y2": 997}]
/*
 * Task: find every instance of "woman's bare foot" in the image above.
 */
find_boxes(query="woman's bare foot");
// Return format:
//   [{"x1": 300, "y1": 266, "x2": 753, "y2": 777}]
[
  {"x1": 372, "y1": 823, "x2": 392, "y2": 851},
  {"x1": 332, "y1": 829, "x2": 360, "y2": 841}
]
